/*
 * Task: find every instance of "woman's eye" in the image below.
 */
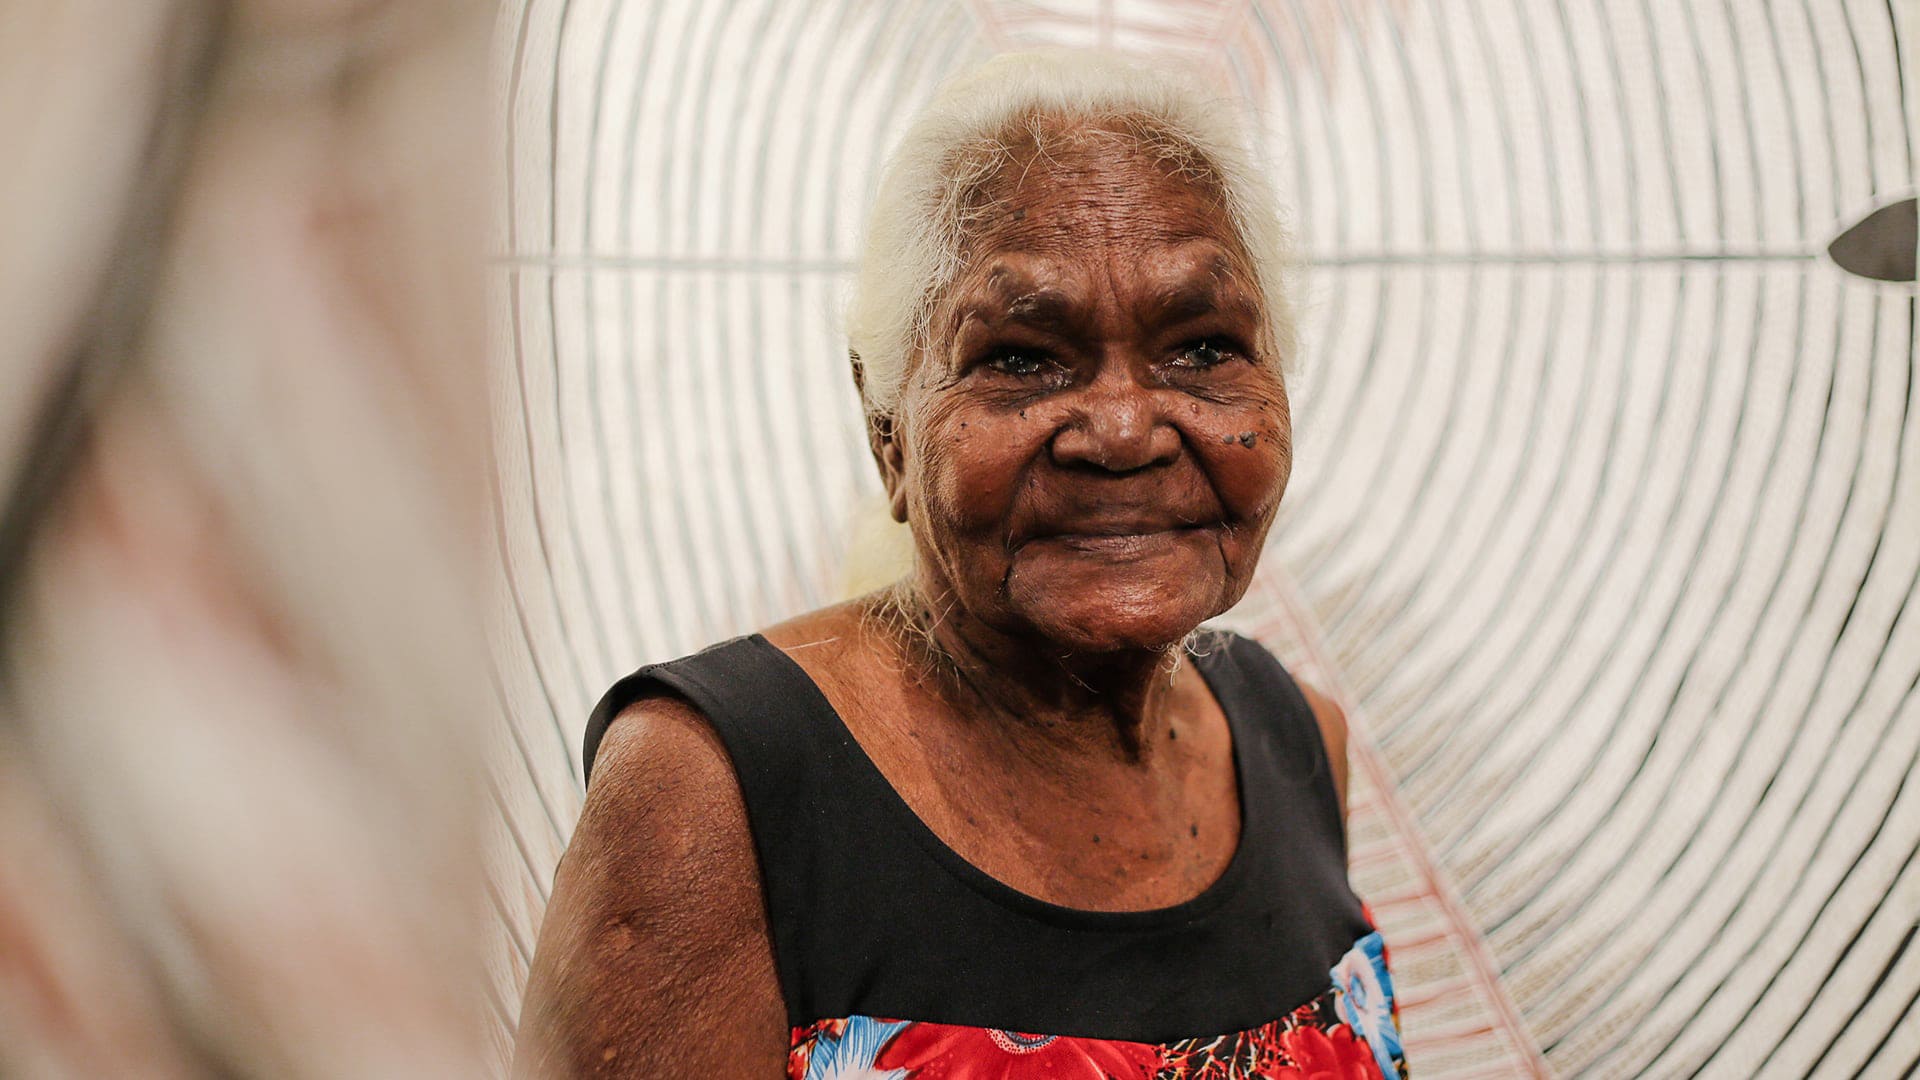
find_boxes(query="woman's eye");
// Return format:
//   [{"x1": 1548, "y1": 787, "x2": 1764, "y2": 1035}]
[
  {"x1": 985, "y1": 349, "x2": 1052, "y2": 377},
  {"x1": 1175, "y1": 339, "x2": 1236, "y2": 369}
]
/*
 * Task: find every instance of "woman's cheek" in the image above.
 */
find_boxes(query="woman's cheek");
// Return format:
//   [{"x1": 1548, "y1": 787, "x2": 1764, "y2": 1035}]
[
  {"x1": 1197, "y1": 441, "x2": 1281, "y2": 523},
  {"x1": 1194, "y1": 401, "x2": 1292, "y2": 525},
  {"x1": 911, "y1": 409, "x2": 1030, "y2": 539}
]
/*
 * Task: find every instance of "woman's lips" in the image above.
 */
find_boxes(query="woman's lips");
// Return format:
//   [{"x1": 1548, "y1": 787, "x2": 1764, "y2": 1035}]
[{"x1": 1019, "y1": 523, "x2": 1219, "y2": 554}]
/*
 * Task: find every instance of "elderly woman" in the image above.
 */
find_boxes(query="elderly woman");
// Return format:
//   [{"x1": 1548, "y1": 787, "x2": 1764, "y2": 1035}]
[{"x1": 515, "y1": 52, "x2": 1406, "y2": 1080}]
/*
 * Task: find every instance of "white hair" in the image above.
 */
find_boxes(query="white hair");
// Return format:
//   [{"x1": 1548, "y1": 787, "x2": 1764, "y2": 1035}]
[{"x1": 846, "y1": 49, "x2": 1296, "y2": 418}]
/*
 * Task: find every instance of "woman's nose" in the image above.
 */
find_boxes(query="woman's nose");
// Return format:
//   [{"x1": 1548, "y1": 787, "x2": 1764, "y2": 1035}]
[{"x1": 1048, "y1": 370, "x2": 1181, "y2": 473}]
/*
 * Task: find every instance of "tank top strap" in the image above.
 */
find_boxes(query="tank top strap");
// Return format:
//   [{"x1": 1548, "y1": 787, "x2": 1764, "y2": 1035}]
[
  {"x1": 1192, "y1": 629, "x2": 1348, "y2": 865},
  {"x1": 583, "y1": 632, "x2": 854, "y2": 788}
]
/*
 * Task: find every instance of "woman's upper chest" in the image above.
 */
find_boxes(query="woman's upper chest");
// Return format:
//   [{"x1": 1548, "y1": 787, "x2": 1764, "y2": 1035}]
[{"x1": 777, "y1": 622, "x2": 1245, "y2": 913}]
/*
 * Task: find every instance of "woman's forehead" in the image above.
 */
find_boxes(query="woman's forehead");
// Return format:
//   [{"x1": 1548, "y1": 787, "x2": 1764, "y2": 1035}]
[
  {"x1": 945, "y1": 244, "x2": 1263, "y2": 332},
  {"x1": 964, "y1": 137, "x2": 1240, "y2": 248},
  {"x1": 947, "y1": 136, "x2": 1257, "y2": 291}
]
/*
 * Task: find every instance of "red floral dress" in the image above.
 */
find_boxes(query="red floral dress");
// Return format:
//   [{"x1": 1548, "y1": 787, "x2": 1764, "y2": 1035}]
[{"x1": 787, "y1": 931, "x2": 1406, "y2": 1080}]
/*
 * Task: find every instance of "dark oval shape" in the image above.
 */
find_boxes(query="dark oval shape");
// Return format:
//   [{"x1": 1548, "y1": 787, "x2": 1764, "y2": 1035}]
[{"x1": 1829, "y1": 196, "x2": 1916, "y2": 282}]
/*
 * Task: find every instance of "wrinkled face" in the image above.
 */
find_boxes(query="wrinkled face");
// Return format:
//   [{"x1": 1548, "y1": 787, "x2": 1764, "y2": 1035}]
[{"x1": 874, "y1": 132, "x2": 1292, "y2": 654}]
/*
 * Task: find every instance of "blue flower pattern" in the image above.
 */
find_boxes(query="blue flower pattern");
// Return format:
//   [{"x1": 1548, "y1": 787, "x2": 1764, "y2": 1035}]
[
  {"x1": 798, "y1": 1015, "x2": 911, "y2": 1080},
  {"x1": 1331, "y1": 930, "x2": 1405, "y2": 1079}
]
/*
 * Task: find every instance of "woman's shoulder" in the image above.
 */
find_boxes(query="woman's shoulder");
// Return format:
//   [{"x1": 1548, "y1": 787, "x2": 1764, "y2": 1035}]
[
  {"x1": 580, "y1": 681, "x2": 753, "y2": 838},
  {"x1": 760, "y1": 597, "x2": 877, "y2": 670},
  {"x1": 761, "y1": 595, "x2": 914, "y2": 713},
  {"x1": 761, "y1": 595, "x2": 906, "y2": 664}
]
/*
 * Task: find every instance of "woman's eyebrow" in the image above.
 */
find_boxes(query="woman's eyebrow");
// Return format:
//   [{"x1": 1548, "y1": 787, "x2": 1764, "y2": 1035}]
[
  {"x1": 953, "y1": 283, "x2": 1089, "y2": 335},
  {"x1": 1143, "y1": 275, "x2": 1260, "y2": 325}
]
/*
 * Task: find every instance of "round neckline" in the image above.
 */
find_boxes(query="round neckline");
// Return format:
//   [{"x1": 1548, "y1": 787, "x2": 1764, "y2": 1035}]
[{"x1": 746, "y1": 631, "x2": 1259, "y2": 932}]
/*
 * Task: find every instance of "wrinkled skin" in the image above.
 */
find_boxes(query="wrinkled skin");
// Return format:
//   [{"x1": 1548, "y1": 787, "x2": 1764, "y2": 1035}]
[
  {"x1": 874, "y1": 132, "x2": 1293, "y2": 662},
  {"x1": 515, "y1": 126, "x2": 1345, "y2": 1080}
]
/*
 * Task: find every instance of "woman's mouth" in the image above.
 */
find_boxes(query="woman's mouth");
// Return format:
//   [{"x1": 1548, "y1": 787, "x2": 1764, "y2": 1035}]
[{"x1": 1021, "y1": 522, "x2": 1219, "y2": 555}]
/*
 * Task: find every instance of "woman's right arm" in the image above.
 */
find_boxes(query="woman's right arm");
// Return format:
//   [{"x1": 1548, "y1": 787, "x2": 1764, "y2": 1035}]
[{"x1": 512, "y1": 696, "x2": 789, "y2": 1078}]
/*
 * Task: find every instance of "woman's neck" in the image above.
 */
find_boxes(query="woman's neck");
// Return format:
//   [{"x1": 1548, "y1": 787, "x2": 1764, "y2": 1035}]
[{"x1": 867, "y1": 581, "x2": 1192, "y2": 765}]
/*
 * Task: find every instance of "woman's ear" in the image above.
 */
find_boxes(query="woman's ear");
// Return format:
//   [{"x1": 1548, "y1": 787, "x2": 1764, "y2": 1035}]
[
  {"x1": 868, "y1": 412, "x2": 909, "y2": 523},
  {"x1": 851, "y1": 349, "x2": 909, "y2": 523}
]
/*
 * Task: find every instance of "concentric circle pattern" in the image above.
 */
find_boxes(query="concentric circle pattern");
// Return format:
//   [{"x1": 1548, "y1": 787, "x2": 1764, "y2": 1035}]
[{"x1": 486, "y1": 2, "x2": 1919, "y2": 1076}]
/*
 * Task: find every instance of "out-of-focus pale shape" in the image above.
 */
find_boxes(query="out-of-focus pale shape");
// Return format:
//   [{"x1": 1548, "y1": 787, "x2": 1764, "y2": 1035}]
[
  {"x1": 0, "y1": 754, "x2": 194, "y2": 1079},
  {"x1": 0, "y1": 1, "x2": 495, "y2": 1077},
  {"x1": 0, "y1": 1, "x2": 181, "y2": 486}
]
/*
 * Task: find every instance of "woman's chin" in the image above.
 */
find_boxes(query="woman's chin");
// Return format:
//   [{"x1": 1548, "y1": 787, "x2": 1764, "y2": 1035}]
[
  {"x1": 1006, "y1": 572, "x2": 1223, "y2": 655},
  {"x1": 997, "y1": 533, "x2": 1238, "y2": 651}
]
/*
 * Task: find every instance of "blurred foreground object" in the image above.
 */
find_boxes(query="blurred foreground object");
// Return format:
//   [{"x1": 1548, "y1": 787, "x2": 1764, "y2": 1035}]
[{"x1": 0, "y1": 1, "x2": 494, "y2": 1076}]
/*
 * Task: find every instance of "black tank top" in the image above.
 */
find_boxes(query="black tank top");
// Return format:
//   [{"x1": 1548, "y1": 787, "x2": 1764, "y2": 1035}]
[{"x1": 582, "y1": 629, "x2": 1409, "y2": 1079}]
